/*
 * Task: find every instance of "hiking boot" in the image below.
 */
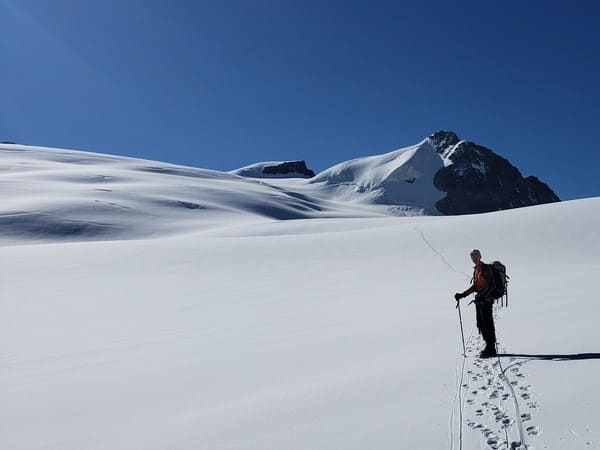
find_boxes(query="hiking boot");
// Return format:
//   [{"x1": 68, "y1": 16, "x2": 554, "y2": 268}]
[{"x1": 479, "y1": 346, "x2": 497, "y2": 358}]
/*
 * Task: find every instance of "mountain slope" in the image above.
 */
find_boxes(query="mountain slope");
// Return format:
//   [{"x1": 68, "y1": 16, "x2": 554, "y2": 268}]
[
  {"x1": 0, "y1": 144, "x2": 387, "y2": 244},
  {"x1": 310, "y1": 139, "x2": 444, "y2": 213}
]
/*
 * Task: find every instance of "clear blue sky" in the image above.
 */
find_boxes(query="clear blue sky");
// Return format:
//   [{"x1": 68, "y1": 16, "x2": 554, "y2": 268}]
[{"x1": 2, "y1": 1, "x2": 599, "y2": 200}]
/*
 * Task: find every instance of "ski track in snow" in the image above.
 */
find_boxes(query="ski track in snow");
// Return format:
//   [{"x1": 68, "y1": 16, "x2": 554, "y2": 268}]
[
  {"x1": 449, "y1": 328, "x2": 476, "y2": 450},
  {"x1": 415, "y1": 223, "x2": 538, "y2": 450}
]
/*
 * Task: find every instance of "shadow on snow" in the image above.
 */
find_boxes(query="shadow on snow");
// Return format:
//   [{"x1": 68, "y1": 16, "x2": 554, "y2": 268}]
[{"x1": 499, "y1": 353, "x2": 600, "y2": 361}]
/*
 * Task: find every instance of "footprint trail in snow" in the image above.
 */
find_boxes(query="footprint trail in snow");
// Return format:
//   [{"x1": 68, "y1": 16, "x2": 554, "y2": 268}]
[{"x1": 461, "y1": 315, "x2": 541, "y2": 450}]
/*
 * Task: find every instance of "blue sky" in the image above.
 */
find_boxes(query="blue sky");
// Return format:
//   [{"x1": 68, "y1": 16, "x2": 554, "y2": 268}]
[{"x1": 2, "y1": 1, "x2": 599, "y2": 200}]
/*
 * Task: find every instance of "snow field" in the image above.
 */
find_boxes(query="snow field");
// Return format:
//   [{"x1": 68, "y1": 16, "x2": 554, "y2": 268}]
[{"x1": 2, "y1": 198, "x2": 599, "y2": 449}]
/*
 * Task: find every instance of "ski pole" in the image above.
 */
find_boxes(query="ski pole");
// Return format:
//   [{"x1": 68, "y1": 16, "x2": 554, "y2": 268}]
[{"x1": 456, "y1": 299, "x2": 467, "y2": 356}]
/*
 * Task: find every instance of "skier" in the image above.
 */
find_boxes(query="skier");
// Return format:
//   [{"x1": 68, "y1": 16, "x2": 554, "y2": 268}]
[{"x1": 454, "y1": 249, "x2": 497, "y2": 357}]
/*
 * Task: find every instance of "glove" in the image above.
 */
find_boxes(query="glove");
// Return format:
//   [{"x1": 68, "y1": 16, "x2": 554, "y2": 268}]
[{"x1": 454, "y1": 293, "x2": 462, "y2": 301}]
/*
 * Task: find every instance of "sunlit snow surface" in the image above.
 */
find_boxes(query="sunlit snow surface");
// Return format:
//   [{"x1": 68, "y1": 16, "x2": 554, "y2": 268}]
[
  {"x1": 1, "y1": 143, "x2": 599, "y2": 449},
  {"x1": 0, "y1": 140, "x2": 446, "y2": 245}
]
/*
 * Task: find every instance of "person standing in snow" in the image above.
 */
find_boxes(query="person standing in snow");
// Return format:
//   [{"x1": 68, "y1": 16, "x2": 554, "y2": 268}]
[{"x1": 454, "y1": 249, "x2": 497, "y2": 358}]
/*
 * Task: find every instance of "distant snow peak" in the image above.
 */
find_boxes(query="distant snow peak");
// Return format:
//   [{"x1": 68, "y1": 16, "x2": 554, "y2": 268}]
[{"x1": 311, "y1": 139, "x2": 444, "y2": 213}]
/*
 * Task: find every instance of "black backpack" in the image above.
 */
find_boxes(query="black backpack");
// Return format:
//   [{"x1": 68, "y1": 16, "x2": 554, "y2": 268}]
[{"x1": 487, "y1": 261, "x2": 509, "y2": 305}]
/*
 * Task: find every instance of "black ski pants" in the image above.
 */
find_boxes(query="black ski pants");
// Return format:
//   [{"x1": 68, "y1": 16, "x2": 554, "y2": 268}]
[{"x1": 475, "y1": 299, "x2": 496, "y2": 347}]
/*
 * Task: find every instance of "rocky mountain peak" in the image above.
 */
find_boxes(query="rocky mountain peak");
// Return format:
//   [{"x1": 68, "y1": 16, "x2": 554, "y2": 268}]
[
  {"x1": 428, "y1": 130, "x2": 461, "y2": 153},
  {"x1": 431, "y1": 136, "x2": 560, "y2": 214}
]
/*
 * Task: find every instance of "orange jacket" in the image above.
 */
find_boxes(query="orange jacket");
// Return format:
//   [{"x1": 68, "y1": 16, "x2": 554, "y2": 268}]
[{"x1": 462, "y1": 262, "x2": 495, "y2": 299}]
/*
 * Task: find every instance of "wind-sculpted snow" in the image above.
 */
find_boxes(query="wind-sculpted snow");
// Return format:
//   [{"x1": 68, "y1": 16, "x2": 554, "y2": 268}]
[{"x1": 0, "y1": 211, "x2": 126, "y2": 239}]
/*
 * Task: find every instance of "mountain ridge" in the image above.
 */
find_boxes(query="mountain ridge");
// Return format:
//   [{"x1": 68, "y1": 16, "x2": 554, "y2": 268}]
[
  {"x1": 0, "y1": 133, "x2": 562, "y2": 243},
  {"x1": 230, "y1": 130, "x2": 560, "y2": 215}
]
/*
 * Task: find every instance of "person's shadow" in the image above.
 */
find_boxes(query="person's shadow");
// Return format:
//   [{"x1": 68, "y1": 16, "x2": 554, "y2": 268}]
[{"x1": 499, "y1": 353, "x2": 600, "y2": 361}]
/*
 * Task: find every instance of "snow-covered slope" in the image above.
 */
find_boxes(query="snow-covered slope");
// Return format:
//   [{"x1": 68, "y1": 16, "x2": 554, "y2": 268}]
[
  {"x1": 2, "y1": 192, "x2": 599, "y2": 449},
  {"x1": 311, "y1": 138, "x2": 444, "y2": 213},
  {"x1": 0, "y1": 144, "x2": 398, "y2": 244},
  {"x1": 0, "y1": 140, "x2": 450, "y2": 244}
]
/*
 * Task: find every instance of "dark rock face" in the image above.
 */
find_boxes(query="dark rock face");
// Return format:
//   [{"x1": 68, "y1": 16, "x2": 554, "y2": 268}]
[
  {"x1": 263, "y1": 161, "x2": 315, "y2": 178},
  {"x1": 429, "y1": 131, "x2": 560, "y2": 215},
  {"x1": 429, "y1": 131, "x2": 460, "y2": 153}
]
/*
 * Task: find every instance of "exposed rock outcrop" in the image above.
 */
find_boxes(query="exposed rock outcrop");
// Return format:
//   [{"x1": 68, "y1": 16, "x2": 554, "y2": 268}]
[{"x1": 429, "y1": 131, "x2": 560, "y2": 215}]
